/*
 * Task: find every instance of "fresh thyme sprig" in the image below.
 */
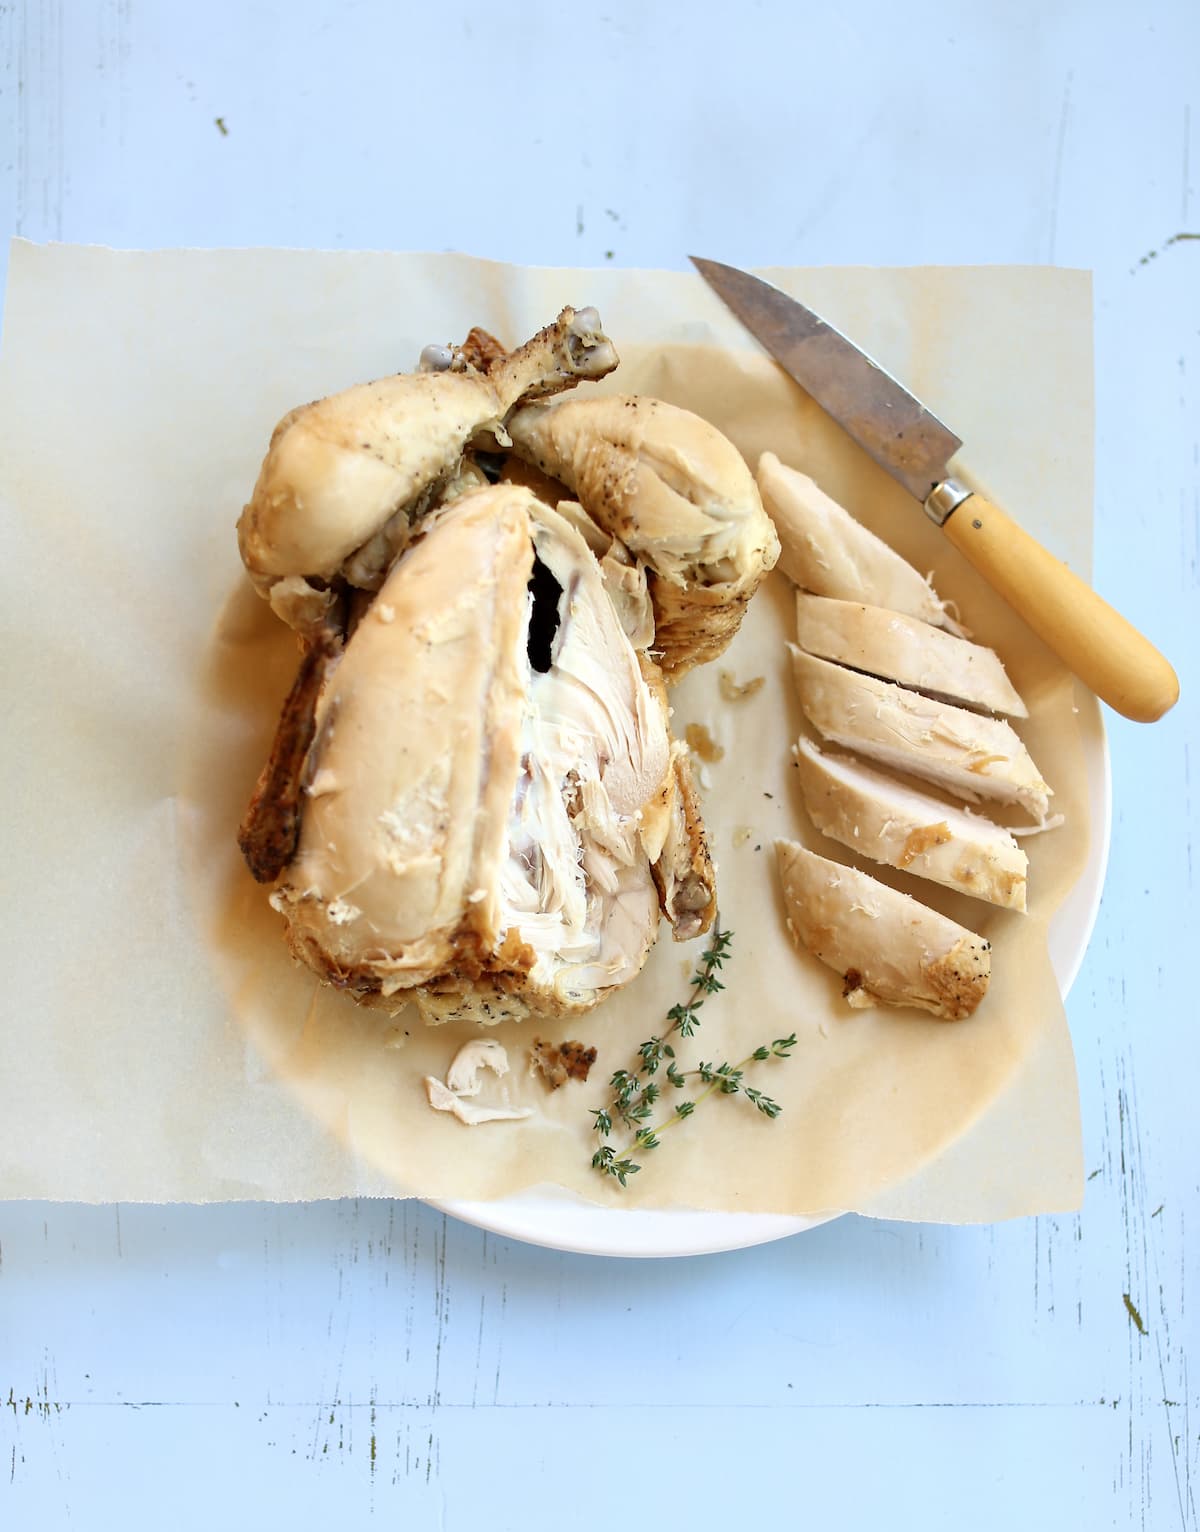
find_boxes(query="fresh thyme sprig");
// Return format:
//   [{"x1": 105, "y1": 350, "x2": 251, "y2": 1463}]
[{"x1": 589, "y1": 925, "x2": 795, "y2": 1187}]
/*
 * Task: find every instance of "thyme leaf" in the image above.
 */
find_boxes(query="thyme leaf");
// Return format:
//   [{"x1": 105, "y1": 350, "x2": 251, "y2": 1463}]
[{"x1": 588, "y1": 926, "x2": 794, "y2": 1187}]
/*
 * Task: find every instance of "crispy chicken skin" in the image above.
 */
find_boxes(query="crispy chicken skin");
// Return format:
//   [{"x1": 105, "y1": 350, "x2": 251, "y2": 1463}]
[
  {"x1": 457, "y1": 326, "x2": 509, "y2": 375},
  {"x1": 651, "y1": 742, "x2": 718, "y2": 939},
  {"x1": 757, "y1": 451, "x2": 966, "y2": 635}
]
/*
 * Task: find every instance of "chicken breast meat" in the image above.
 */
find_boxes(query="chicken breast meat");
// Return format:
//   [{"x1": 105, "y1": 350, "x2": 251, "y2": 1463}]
[
  {"x1": 757, "y1": 452, "x2": 965, "y2": 635},
  {"x1": 794, "y1": 593, "x2": 1028, "y2": 718},
  {"x1": 775, "y1": 839, "x2": 991, "y2": 1021},
  {"x1": 790, "y1": 647, "x2": 1053, "y2": 823},
  {"x1": 793, "y1": 737, "x2": 1028, "y2": 912},
  {"x1": 267, "y1": 483, "x2": 716, "y2": 1022}
]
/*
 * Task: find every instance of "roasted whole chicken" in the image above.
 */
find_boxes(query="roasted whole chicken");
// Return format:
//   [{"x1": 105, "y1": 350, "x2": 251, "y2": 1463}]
[{"x1": 236, "y1": 307, "x2": 780, "y2": 1022}]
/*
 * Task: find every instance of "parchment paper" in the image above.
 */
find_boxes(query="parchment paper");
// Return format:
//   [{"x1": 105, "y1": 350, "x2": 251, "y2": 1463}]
[{"x1": 0, "y1": 242, "x2": 1093, "y2": 1217}]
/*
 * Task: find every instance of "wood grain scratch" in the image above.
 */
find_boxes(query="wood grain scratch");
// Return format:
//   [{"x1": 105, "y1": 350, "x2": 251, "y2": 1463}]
[{"x1": 1048, "y1": 71, "x2": 1073, "y2": 264}]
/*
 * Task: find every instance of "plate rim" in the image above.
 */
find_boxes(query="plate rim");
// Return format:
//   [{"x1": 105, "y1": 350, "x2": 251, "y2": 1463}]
[{"x1": 430, "y1": 694, "x2": 1111, "y2": 1258}]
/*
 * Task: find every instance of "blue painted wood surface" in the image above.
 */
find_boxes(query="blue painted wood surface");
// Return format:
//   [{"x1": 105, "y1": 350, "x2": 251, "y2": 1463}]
[{"x1": 1, "y1": 2, "x2": 1196, "y2": 1525}]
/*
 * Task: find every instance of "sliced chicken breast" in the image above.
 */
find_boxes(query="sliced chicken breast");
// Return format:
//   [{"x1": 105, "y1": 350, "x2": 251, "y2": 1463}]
[
  {"x1": 775, "y1": 840, "x2": 991, "y2": 1020},
  {"x1": 757, "y1": 452, "x2": 963, "y2": 634},
  {"x1": 793, "y1": 737, "x2": 1028, "y2": 911},
  {"x1": 789, "y1": 648, "x2": 1053, "y2": 822},
  {"x1": 795, "y1": 593, "x2": 1027, "y2": 718}
]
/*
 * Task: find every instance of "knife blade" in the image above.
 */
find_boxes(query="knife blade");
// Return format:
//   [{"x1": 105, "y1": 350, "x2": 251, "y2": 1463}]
[
  {"x1": 690, "y1": 255, "x2": 1179, "y2": 723},
  {"x1": 690, "y1": 257, "x2": 962, "y2": 503}
]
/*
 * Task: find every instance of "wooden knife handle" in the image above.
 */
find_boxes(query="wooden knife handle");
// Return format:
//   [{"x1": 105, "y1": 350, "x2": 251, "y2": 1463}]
[{"x1": 941, "y1": 493, "x2": 1179, "y2": 722}]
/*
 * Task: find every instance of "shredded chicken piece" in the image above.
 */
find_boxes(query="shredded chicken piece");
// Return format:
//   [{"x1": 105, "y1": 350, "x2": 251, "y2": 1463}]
[{"x1": 424, "y1": 1040, "x2": 533, "y2": 1125}]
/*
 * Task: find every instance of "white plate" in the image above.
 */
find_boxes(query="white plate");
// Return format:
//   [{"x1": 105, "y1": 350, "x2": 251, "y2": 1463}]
[{"x1": 431, "y1": 694, "x2": 1111, "y2": 1258}]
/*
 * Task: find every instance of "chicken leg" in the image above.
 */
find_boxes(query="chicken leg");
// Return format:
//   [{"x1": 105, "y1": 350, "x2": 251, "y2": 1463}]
[{"x1": 237, "y1": 307, "x2": 619, "y2": 635}]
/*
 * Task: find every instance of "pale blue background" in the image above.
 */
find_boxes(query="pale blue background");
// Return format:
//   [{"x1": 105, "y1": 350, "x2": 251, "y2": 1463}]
[{"x1": 2, "y1": 2, "x2": 1196, "y2": 1526}]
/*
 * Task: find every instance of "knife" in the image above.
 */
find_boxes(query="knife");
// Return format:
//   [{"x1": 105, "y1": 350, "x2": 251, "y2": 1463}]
[{"x1": 690, "y1": 256, "x2": 1179, "y2": 723}]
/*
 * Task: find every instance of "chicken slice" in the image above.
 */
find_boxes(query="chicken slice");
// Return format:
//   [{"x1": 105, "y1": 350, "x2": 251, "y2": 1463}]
[
  {"x1": 790, "y1": 647, "x2": 1053, "y2": 822},
  {"x1": 775, "y1": 840, "x2": 991, "y2": 1020},
  {"x1": 757, "y1": 452, "x2": 964, "y2": 634},
  {"x1": 795, "y1": 593, "x2": 1027, "y2": 717},
  {"x1": 507, "y1": 395, "x2": 781, "y2": 678},
  {"x1": 268, "y1": 483, "x2": 686, "y2": 1020},
  {"x1": 237, "y1": 307, "x2": 619, "y2": 634},
  {"x1": 793, "y1": 737, "x2": 1028, "y2": 911},
  {"x1": 424, "y1": 1076, "x2": 534, "y2": 1125}
]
